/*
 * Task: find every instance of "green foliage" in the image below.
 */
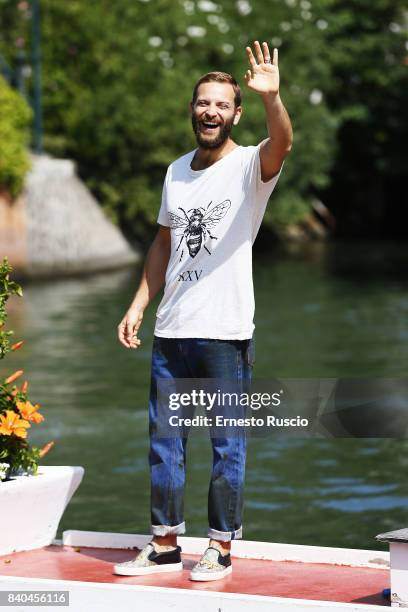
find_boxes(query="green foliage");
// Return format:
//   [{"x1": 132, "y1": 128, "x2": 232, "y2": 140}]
[
  {"x1": 268, "y1": 191, "x2": 311, "y2": 227},
  {"x1": 0, "y1": 436, "x2": 41, "y2": 477},
  {"x1": 0, "y1": 0, "x2": 406, "y2": 236},
  {"x1": 36, "y1": 0, "x2": 336, "y2": 238},
  {"x1": 320, "y1": 0, "x2": 408, "y2": 236},
  {"x1": 0, "y1": 256, "x2": 23, "y2": 360},
  {"x1": 0, "y1": 76, "x2": 31, "y2": 198}
]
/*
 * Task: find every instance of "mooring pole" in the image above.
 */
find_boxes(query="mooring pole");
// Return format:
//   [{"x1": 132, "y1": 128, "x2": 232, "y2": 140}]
[{"x1": 31, "y1": 0, "x2": 43, "y2": 153}]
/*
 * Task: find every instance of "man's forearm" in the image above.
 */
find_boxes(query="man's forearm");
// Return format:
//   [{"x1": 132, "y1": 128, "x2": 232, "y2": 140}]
[
  {"x1": 129, "y1": 232, "x2": 170, "y2": 312},
  {"x1": 262, "y1": 92, "x2": 293, "y2": 156},
  {"x1": 258, "y1": 92, "x2": 293, "y2": 180}
]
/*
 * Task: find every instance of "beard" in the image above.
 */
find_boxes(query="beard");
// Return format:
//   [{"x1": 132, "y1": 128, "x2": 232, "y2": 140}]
[{"x1": 191, "y1": 113, "x2": 235, "y2": 149}]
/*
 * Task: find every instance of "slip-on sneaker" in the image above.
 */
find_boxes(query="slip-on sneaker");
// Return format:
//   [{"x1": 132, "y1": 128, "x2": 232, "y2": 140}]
[
  {"x1": 113, "y1": 543, "x2": 183, "y2": 576},
  {"x1": 190, "y1": 546, "x2": 232, "y2": 581}
]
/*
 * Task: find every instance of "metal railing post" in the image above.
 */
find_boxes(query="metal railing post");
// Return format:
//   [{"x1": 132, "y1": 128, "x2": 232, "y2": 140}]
[{"x1": 31, "y1": 0, "x2": 43, "y2": 153}]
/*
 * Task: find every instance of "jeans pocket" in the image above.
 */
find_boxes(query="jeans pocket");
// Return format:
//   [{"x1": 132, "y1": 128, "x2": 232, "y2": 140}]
[{"x1": 245, "y1": 337, "x2": 255, "y2": 367}]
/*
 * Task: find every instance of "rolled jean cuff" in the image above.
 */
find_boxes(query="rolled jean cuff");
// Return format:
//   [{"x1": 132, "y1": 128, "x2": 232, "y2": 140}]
[
  {"x1": 208, "y1": 526, "x2": 242, "y2": 542},
  {"x1": 151, "y1": 521, "x2": 186, "y2": 537}
]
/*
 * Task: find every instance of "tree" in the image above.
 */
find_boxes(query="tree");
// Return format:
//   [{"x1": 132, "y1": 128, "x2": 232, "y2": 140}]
[{"x1": 0, "y1": 0, "x2": 406, "y2": 241}]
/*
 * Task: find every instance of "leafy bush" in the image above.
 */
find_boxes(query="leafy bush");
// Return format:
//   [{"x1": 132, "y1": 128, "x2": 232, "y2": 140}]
[
  {"x1": 0, "y1": 76, "x2": 32, "y2": 198},
  {"x1": 1, "y1": 0, "x2": 406, "y2": 237},
  {"x1": 268, "y1": 191, "x2": 311, "y2": 228}
]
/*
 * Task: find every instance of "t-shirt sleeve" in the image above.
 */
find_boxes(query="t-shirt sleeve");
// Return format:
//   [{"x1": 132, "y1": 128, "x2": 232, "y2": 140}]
[
  {"x1": 242, "y1": 139, "x2": 284, "y2": 201},
  {"x1": 157, "y1": 167, "x2": 171, "y2": 227}
]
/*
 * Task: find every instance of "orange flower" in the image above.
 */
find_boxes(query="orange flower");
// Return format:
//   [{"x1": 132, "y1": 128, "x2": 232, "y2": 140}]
[
  {"x1": 0, "y1": 410, "x2": 30, "y2": 438},
  {"x1": 21, "y1": 380, "x2": 29, "y2": 393},
  {"x1": 11, "y1": 341, "x2": 24, "y2": 351},
  {"x1": 15, "y1": 400, "x2": 44, "y2": 424},
  {"x1": 39, "y1": 441, "x2": 55, "y2": 458},
  {"x1": 4, "y1": 370, "x2": 24, "y2": 384}
]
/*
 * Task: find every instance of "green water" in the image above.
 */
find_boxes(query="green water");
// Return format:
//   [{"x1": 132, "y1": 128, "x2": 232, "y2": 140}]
[{"x1": 2, "y1": 241, "x2": 408, "y2": 551}]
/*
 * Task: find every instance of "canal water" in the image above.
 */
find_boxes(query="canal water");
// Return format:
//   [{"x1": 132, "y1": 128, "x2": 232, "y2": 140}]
[{"x1": 2, "y1": 241, "x2": 408, "y2": 550}]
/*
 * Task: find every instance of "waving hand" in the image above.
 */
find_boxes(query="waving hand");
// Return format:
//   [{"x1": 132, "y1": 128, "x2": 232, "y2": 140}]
[{"x1": 244, "y1": 41, "x2": 279, "y2": 96}]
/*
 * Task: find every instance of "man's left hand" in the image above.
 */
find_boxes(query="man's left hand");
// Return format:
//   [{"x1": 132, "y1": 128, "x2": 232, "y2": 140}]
[{"x1": 245, "y1": 41, "x2": 279, "y2": 97}]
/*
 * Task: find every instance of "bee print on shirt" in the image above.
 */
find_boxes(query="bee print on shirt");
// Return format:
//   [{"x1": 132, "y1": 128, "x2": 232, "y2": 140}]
[{"x1": 169, "y1": 199, "x2": 231, "y2": 262}]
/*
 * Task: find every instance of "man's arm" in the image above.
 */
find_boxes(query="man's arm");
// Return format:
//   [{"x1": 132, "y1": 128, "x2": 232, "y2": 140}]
[
  {"x1": 245, "y1": 41, "x2": 293, "y2": 182},
  {"x1": 260, "y1": 93, "x2": 293, "y2": 181},
  {"x1": 117, "y1": 225, "x2": 171, "y2": 349}
]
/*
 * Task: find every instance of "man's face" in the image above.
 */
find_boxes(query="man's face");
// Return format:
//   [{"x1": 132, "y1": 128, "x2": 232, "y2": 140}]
[{"x1": 190, "y1": 82, "x2": 242, "y2": 149}]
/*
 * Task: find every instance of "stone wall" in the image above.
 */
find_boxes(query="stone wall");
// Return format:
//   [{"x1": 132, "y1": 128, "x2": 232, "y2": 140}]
[{"x1": 0, "y1": 155, "x2": 139, "y2": 278}]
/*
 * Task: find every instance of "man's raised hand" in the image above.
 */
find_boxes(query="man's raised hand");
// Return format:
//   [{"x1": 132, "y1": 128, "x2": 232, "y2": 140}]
[{"x1": 244, "y1": 41, "x2": 279, "y2": 96}]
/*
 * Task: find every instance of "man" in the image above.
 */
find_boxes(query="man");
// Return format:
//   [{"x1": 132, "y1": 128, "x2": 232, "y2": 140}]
[{"x1": 115, "y1": 41, "x2": 293, "y2": 581}]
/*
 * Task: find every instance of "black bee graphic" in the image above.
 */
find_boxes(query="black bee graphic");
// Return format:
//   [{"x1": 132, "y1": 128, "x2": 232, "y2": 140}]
[{"x1": 169, "y1": 200, "x2": 231, "y2": 261}]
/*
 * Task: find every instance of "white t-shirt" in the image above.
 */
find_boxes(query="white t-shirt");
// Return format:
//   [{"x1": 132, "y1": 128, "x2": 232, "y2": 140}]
[{"x1": 154, "y1": 142, "x2": 282, "y2": 339}]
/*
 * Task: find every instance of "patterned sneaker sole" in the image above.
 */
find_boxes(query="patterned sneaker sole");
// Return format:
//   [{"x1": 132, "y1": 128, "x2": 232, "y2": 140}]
[
  {"x1": 190, "y1": 565, "x2": 232, "y2": 581},
  {"x1": 113, "y1": 561, "x2": 183, "y2": 576}
]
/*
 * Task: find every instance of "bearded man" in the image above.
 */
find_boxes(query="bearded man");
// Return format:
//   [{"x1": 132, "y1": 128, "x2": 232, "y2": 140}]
[{"x1": 115, "y1": 41, "x2": 293, "y2": 581}]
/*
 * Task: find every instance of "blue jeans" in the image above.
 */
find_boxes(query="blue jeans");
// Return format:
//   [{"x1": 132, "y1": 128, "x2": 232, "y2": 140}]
[{"x1": 148, "y1": 336, "x2": 254, "y2": 542}]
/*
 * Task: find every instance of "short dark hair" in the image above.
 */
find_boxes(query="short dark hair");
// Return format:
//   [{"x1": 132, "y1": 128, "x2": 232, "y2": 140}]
[{"x1": 191, "y1": 71, "x2": 242, "y2": 107}]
